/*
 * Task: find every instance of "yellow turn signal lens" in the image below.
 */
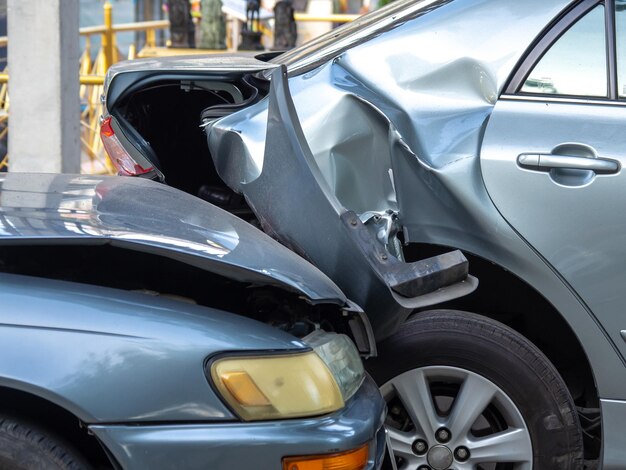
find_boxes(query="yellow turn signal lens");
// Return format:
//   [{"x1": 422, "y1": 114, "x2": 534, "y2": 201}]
[
  {"x1": 220, "y1": 371, "x2": 271, "y2": 406},
  {"x1": 282, "y1": 444, "x2": 369, "y2": 470},
  {"x1": 211, "y1": 351, "x2": 344, "y2": 421}
]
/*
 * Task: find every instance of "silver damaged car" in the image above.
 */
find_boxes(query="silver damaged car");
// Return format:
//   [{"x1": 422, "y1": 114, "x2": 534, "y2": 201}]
[{"x1": 100, "y1": 0, "x2": 626, "y2": 468}]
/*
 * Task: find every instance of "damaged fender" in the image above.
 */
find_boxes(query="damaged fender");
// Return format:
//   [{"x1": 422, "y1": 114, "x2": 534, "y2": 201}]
[{"x1": 211, "y1": 67, "x2": 477, "y2": 340}]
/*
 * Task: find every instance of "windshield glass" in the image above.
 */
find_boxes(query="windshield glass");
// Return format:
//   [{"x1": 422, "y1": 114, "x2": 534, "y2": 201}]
[{"x1": 272, "y1": 0, "x2": 451, "y2": 73}]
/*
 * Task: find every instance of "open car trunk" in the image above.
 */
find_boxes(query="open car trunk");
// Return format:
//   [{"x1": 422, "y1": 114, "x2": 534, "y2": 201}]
[{"x1": 107, "y1": 71, "x2": 269, "y2": 222}]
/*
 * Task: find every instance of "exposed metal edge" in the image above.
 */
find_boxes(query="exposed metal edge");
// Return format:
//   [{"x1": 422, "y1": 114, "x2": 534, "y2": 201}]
[{"x1": 340, "y1": 211, "x2": 470, "y2": 298}]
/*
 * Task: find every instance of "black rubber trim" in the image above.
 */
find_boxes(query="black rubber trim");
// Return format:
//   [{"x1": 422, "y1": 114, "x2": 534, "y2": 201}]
[
  {"x1": 505, "y1": 0, "x2": 601, "y2": 95},
  {"x1": 607, "y1": 0, "x2": 618, "y2": 99},
  {"x1": 617, "y1": 1, "x2": 626, "y2": 100}
]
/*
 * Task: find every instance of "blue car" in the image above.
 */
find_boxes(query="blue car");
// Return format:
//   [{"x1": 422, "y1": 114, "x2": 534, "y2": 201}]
[{"x1": 0, "y1": 173, "x2": 386, "y2": 469}]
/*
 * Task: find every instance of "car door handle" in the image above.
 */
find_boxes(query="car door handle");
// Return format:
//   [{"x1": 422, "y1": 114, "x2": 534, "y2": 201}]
[{"x1": 517, "y1": 153, "x2": 620, "y2": 174}]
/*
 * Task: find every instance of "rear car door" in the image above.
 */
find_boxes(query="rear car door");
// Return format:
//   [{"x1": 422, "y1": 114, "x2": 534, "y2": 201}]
[{"x1": 481, "y1": 0, "x2": 626, "y2": 358}]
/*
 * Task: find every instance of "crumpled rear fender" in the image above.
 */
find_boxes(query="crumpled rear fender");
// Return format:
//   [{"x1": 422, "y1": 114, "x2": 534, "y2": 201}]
[{"x1": 211, "y1": 67, "x2": 477, "y2": 340}]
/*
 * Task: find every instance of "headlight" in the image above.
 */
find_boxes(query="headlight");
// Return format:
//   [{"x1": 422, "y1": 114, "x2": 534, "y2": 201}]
[
  {"x1": 302, "y1": 330, "x2": 365, "y2": 403},
  {"x1": 209, "y1": 331, "x2": 365, "y2": 421}
]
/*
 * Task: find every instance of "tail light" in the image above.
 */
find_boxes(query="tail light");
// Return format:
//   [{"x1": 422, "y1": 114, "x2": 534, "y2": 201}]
[{"x1": 100, "y1": 116, "x2": 154, "y2": 176}]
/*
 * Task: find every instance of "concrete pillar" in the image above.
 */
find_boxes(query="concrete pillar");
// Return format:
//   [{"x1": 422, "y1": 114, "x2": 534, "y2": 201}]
[{"x1": 7, "y1": 0, "x2": 80, "y2": 173}]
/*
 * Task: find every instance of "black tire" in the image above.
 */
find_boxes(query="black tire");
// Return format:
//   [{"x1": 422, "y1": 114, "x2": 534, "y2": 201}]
[
  {"x1": 0, "y1": 415, "x2": 91, "y2": 470},
  {"x1": 367, "y1": 310, "x2": 583, "y2": 470}
]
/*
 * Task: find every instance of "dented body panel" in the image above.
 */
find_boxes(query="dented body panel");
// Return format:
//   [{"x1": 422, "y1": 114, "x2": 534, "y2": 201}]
[
  {"x1": 0, "y1": 172, "x2": 387, "y2": 466},
  {"x1": 211, "y1": 68, "x2": 476, "y2": 339}
]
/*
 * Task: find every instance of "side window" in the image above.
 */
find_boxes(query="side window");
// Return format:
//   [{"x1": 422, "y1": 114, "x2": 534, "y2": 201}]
[
  {"x1": 616, "y1": 1, "x2": 626, "y2": 96},
  {"x1": 521, "y1": 5, "x2": 607, "y2": 97}
]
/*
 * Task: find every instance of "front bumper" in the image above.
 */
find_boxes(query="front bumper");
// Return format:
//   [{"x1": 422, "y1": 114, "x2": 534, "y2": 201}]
[{"x1": 89, "y1": 374, "x2": 386, "y2": 470}]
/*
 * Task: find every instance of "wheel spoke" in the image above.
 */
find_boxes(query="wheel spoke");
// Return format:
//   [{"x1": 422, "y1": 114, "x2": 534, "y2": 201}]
[
  {"x1": 392, "y1": 369, "x2": 441, "y2": 440},
  {"x1": 469, "y1": 428, "x2": 532, "y2": 464},
  {"x1": 446, "y1": 373, "x2": 497, "y2": 439},
  {"x1": 386, "y1": 427, "x2": 416, "y2": 460}
]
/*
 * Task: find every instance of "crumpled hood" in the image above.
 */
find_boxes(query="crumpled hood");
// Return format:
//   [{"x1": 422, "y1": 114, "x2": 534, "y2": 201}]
[{"x1": 0, "y1": 173, "x2": 346, "y2": 304}]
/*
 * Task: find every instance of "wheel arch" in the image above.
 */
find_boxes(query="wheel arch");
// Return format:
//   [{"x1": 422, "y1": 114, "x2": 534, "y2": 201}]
[
  {"x1": 0, "y1": 385, "x2": 117, "y2": 468},
  {"x1": 403, "y1": 243, "x2": 599, "y2": 409}
]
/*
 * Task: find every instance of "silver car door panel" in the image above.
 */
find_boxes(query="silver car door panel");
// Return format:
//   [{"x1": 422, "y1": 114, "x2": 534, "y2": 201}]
[{"x1": 482, "y1": 97, "x2": 626, "y2": 370}]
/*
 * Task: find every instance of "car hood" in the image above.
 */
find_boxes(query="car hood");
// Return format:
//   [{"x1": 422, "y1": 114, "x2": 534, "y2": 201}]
[{"x1": 0, "y1": 173, "x2": 347, "y2": 305}]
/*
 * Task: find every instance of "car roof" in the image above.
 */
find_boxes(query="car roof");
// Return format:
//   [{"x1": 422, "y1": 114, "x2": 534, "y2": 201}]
[{"x1": 275, "y1": 0, "x2": 575, "y2": 75}]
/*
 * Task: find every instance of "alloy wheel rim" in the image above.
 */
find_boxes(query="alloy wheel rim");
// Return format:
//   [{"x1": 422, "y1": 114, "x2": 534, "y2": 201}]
[{"x1": 381, "y1": 366, "x2": 532, "y2": 470}]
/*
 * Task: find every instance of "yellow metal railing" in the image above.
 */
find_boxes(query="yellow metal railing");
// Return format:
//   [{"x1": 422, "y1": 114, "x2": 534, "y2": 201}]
[
  {"x1": 0, "y1": 2, "x2": 358, "y2": 174},
  {"x1": 0, "y1": 75, "x2": 105, "y2": 86}
]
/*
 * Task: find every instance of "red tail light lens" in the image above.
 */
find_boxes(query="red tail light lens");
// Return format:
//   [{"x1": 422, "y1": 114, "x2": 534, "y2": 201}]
[
  {"x1": 100, "y1": 116, "x2": 153, "y2": 176},
  {"x1": 100, "y1": 117, "x2": 115, "y2": 137}
]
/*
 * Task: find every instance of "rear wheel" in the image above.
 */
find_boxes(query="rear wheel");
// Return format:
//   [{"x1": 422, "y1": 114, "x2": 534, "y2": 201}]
[
  {"x1": 0, "y1": 415, "x2": 90, "y2": 470},
  {"x1": 367, "y1": 310, "x2": 583, "y2": 470}
]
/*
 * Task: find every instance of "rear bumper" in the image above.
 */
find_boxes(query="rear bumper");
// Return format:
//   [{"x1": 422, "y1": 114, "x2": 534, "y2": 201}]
[{"x1": 90, "y1": 374, "x2": 386, "y2": 470}]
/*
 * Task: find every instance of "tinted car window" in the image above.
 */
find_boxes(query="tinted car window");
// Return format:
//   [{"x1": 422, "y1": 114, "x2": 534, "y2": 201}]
[
  {"x1": 521, "y1": 5, "x2": 607, "y2": 97},
  {"x1": 616, "y1": 1, "x2": 626, "y2": 97}
]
